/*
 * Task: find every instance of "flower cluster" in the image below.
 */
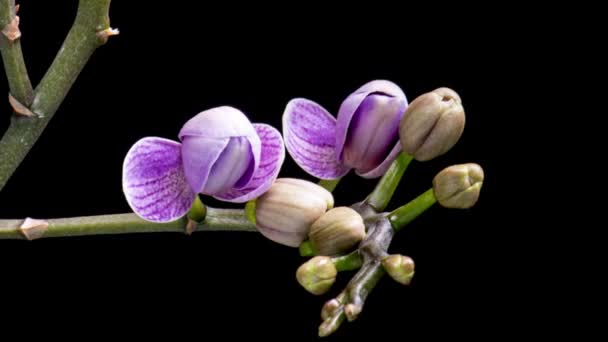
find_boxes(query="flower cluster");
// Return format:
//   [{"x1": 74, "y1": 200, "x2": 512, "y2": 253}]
[
  {"x1": 121, "y1": 80, "x2": 483, "y2": 337},
  {"x1": 123, "y1": 79, "x2": 477, "y2": 235}
]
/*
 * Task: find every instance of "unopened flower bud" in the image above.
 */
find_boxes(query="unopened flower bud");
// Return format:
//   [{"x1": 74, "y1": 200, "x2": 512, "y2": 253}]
[
  {"x1": 321, "y1": 298, "x2": 341, "y2": 320},
  {"x1": 382, "y1": 254, "x2": 415, "y2": 285},
  {"x1": 399, "y1": 87, "x2": 465, "y2": 161},
  {"x1": 255, "y1": 178, "x2": 334, "y2": 247},
  {"x1": 433, "y1": 163, "x2": 484, "y2": 209},
  {"x1": 309, "y1": 207, "x2": 365, "y2": 256},
  {"x1": 296, "y1": 256, "x2": 337, "y2": 295}
]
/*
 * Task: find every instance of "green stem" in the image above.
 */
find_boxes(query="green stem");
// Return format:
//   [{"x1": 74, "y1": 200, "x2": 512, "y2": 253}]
[
  {"x1": 332, "y1": 251, "x2": 363, "y2": 271},
  {"x1": 0, "y1": 0, "x2": 114, "y2": 191},
  {"x1": 299, "y1": 240, "x2": 314, "y2": 256},
  {"x1": 0, "y1": 0, "x2": 33, "y2": 105},
  {"x1": 318, "y1": 178, "x2": 341, "y2": 192},
  {"x1": 389, "y1": 188, "x2": 437, "y2": 232},
  {"x1": 187, "y1": 196, "x2": 207, "y2": 222},
  {"x1": 244, "y1": 199, "x2": 256, "y2": 224},
  {"x1": 0, "y1": 207, "x2": 256, "y2": 240},
  {"x1": 365, "y1": 152, "x2": 413, "y2": 211}
]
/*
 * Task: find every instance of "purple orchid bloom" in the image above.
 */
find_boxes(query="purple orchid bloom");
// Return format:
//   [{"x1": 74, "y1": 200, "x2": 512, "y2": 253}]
[
  {"x1": 283, "y1": 80, "x2": 407, "y2": 180},
  {"x1": 122, "y1": 106, "x2": 285, "y2": 223}
]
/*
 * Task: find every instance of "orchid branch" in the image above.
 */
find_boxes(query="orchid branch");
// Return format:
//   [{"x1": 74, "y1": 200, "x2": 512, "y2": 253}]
[
  {"x1": 0, "y1": 0, "x2": 33, "y2": 106},
  {"x1": 0, "y1": 0, "x2": 117, "y2": 191},
  {"x1": 0, "y1": 207, "x2": 256, "y2": 240}
]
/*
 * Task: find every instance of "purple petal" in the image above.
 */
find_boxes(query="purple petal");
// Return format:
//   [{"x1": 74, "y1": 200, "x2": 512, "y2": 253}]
[
  {"x1": 356, "y1": 141, "x2": 403, "y2": 179},
  {"x1": 336, "y1": 80, "x2": 407, "y2": 162},
  {"x1": 180, "y1": 135, "x2": 230, "y2": 194},
  {"x1": 282, "y1": 98, "x2": 350, "y2": 179},
  {"x1": 179, "y1": 106, "x2": 259, "y2": 140},
  {"x1": 214, "y1": 124, "x2": 285, "y2": 202},
  {"x1": 202, "y1": 137, "x2": 255, "y2": 194},
  {"x1": 342, "y1": 94, "x2": 406, "y2": 174},
  {"x1": 122, "y1": 137, "x2": 196, "y2": 222},
  {"x1": 178, "y1": 107, "x2": 261, "y2": 195}
]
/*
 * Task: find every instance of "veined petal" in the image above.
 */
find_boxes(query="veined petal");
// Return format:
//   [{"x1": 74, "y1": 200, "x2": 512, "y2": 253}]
[
  {"x1": 122, "y1": 137, "x2": 196, "y2": 222},
  {"x1": 283, "y1": 98, "x2": 349, "y2": 179},
  {"x1": 214, "y1": 124, "x2": 285, "y2": 203}
]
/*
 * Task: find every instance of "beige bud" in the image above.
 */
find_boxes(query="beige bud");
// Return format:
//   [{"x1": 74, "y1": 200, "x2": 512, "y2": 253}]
[
  {"x1": 255, "y1": 178, "x2": 334, "y2": 247},
  {"x1": 382, "y1": 254, "x2": 415, "y2": 285},
  {"x1": 399, "y1": 87, "x2": 465, "y2": 161},
  {"x1": 321, "y1": 298, "x2": 341, "y2": 320},
  {"x1": 309, "y1": 207, "x2": 366, "y2": 256},
  {"x1": 433, "y1": 163, "x2": 484, "y2": 209},
  {"x1": 296, "y1": 256, "x2": 337, "y2": 295}
]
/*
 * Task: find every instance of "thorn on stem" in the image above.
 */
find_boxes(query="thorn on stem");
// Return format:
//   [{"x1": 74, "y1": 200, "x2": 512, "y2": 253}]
[
  {"x1": 1, "y1": 12, "x2": 21, "y2": 41},
  {"x1": 19, "y1": 218, "x2": 49, "y2": 240},
  {"x1": 96, "y1": 27, "x2": 119, "y2": 44},
  {"x1": 8, "y1": 93, "x2": 35, "y2": 117},
  {"x1": 185, "y1": 218, "x2": 197, "y2": 235}
]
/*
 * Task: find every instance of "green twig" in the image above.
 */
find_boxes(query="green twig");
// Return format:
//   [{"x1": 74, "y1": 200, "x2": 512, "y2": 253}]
[
  {"x1": 332, "y1": 251, "x2": 362, "y2": 271},
  {"x1": 0, "y1": 207, "x2": 256, "y2": 240},
  {"x1": 388, "y1": 188, "x2": 437, "y2": 232},
  {"x1": 0, "y1": 0, "x2": 33, "y2": 105},
  {"x1": 0, "y1": 0, "x2": 115, "y2": 191},
  {"x1": 365, "y1": 152, "x2": 413, "y2": 211}
]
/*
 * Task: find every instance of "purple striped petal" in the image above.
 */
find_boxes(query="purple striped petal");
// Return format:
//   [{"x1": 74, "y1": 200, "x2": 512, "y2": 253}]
[
  {"x1": 214, "y1": 124, "x2": 285, "y2": 203},
  {"x1": 283, "y1": 98, "x2": 350, "y2": 179},
  {"x1": 122, "y1": 137, "x2": 196, "y2": 222}
]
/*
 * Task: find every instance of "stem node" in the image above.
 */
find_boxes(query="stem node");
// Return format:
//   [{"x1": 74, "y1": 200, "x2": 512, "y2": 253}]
[{"x1": 19, "y1": 217, "x2": 49, "y2": 240}]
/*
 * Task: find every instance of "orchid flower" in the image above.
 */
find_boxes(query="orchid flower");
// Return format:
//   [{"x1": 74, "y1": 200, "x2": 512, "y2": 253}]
[
  {"x1": 122, "y1": 106, "x2": 285, "y2": 223},
  {"x1": 282, "y1": 80, "x2": 407, "y2": 180}
]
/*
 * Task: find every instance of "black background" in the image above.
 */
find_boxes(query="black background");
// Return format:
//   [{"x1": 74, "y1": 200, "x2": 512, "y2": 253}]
[{"x1": 0, "y1": 1, "x2": 519, "y2": 340}]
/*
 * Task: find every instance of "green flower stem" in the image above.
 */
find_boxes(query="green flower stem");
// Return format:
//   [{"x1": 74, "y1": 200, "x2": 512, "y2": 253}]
[
  {"x1": 299, "y1": 240, "x2": 314, "y2": 256},
  {"x1": 0, "y1": 207, "x2": 256, "y2": 240},
  {"x1": 318, "y1": 178, "x2": 341, "y2": 192},
  {"x1": 332, "y1": 251, "x2": 363, "y2": 271},
  {"x1": 244, "y1": 200, "x2": 256, "y2": 224},
  {"x1": 187, "y1": 196, "x2": 207, "y2": 222},
  {"x1": 365, "y1": 152, "x2": 413, "y2": 211},
  {"x1": 0, "y1": 0, "x2": 114, "y2": 191},
  {"x1": 0, "y1": 0, "x2": 34, "y2": 105},
  {"x1": 389, "y1": 188, "x2": 437, "y2": 232}
]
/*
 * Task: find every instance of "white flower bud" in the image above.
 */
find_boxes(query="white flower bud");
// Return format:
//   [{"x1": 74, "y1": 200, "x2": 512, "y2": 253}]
[
  {"x1": 255, "y1": 178, "x2": 333, "y2": 247},
  {"x1": 309, "y1": 207, "x2": 365, "y2": 256}
]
